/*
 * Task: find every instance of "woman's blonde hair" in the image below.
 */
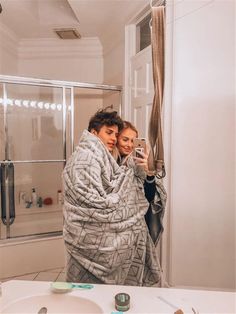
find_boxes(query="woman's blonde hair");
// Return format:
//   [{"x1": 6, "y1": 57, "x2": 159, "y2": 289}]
[{"x1": 121, "y1": 121, "x2": 138, "y2": 137}]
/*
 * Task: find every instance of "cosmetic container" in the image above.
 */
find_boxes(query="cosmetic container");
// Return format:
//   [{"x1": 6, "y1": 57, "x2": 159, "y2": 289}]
[
  {"x1": 115, "y1": 293, "x2": 130, "y2": 312},
  {"x1": 57, "y1": 190, "x2": 63, "y2": 205},
  {"x1": 31, "y1": 188, "x2": 37, "y2": 206}
]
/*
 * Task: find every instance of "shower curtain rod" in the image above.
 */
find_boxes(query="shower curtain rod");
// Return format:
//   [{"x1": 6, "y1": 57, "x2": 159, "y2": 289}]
[{"x1": 0, "y1": 75, "x2": 122, "y2": 91}]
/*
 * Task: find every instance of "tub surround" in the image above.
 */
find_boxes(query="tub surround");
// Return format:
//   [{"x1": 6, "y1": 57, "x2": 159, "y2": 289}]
[
  {"x1": 0, "y1": 280, "x2": 235, "y2": 313},
  {"x1": 0, "y1": 236, "x2": 65, "y2": 279}
]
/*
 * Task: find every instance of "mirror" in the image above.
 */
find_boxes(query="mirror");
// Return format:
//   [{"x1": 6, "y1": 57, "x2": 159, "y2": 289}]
[{"x1": 0, "y1": 0, "x2": 235, "y2": 292}]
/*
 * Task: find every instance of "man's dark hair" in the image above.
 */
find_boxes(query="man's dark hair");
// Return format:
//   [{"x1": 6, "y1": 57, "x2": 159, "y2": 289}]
[{"x1": 88, "y1": 109, "x2": 123, "y2": 133}]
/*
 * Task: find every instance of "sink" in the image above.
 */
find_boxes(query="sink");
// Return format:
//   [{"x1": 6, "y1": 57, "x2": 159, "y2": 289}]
[{"x1": 1, "y1": 294, "x2": 104, "y2": 313}]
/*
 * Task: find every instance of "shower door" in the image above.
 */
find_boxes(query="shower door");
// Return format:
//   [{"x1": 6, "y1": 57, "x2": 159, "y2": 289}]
[{"x1": 0, "y1": 82, "x2": 71, "y2": 239}]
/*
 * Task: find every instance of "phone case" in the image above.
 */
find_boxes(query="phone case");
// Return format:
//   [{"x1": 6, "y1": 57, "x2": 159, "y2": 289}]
[{"x1": 133, "y1": 138, "x2": 146, "y2": 157}]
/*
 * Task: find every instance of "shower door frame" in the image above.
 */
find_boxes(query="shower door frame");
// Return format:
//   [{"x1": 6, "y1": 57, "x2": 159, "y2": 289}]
[{"x1": 0, "y1": 74, "x2": 122, "y2": 241}]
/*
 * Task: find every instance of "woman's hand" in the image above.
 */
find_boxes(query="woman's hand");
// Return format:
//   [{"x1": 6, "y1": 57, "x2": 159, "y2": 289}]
[
  {"x1": 132, "y1": 151, "x2": 148, "y2": 170},
  {"x1": 133, "y1": 144, "x2": 156, "y2": 176}
]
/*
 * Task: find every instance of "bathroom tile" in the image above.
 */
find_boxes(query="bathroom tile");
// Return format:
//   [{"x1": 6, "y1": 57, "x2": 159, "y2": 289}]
[
  {"x1": 13, "y1": 273, "x2": 38, "y2": 281},
  {"x1": 34, "y1": 272, "x2": 59, "y2": 282},
  {"x1": 0, "y1": 277, "x2": 15, "y2": 282},
  {"x1": 56, "y1": 272, "x2": 66, "y2": 282},
  {"x1": 0, "y1": 272, "x2": 38, "y2": 282},
  {"x1": 44, "y1": 267, "x2": 64, "y2": 273}
]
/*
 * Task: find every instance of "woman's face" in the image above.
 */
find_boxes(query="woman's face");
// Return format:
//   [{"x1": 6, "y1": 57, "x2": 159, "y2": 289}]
[{"x1": 117, "y1": 127, "x2": 137, "y2": 157}]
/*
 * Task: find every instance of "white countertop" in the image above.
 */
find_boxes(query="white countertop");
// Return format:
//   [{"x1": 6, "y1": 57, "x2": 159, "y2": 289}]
[{"x1": 0, "y1": 280, "x2": 235, "y2": 314}]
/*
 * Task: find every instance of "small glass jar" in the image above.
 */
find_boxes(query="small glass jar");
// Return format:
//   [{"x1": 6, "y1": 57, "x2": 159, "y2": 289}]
[{"x1": 115, "y1": 293, "x2": 130, "y2": 312}]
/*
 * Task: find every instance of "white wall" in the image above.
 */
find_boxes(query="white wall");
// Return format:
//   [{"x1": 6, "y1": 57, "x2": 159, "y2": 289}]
[
  {"x1": 0, "y1": 23, "x2": 18, "y2": 74},
  {"x1": 103, "y1": 40, "x2": 124, "y2": 85},
  {"x1": 102, "y1": 41, "x2": 124, "y2": 114},
  {"x1": 18, "y1": 38, "x2": 103, "y2": 82},
  {"x1": 167, "y1": 0, "x2": 235, "y2": 290}
]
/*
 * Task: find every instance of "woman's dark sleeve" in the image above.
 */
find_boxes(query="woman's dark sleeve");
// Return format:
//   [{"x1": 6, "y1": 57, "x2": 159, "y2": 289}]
[{"x1": 144, "y1": 176, "x2": 156, "y2": 202}]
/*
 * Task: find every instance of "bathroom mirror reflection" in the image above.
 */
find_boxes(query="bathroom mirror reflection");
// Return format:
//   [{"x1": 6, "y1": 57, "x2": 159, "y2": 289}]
[{"x1": 0, "y1": 0, "x2": 235, "y2": 292}]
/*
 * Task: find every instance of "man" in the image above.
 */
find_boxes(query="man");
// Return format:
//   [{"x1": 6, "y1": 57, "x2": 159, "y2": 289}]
[
  {"x1": 62, "y1": 109, "x2": 162, "y2": 286},
  {"x1": 88, "y1": 110, "x2": 122, "y2": 152}
]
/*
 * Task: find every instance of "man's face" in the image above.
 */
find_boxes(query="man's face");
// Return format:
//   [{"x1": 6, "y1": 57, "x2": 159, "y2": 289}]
[{"x1": 92, "y1": 125, "x2": 118, "y2": 152}]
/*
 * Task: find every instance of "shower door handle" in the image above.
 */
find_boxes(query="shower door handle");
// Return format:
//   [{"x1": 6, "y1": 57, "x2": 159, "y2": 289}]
[
  {"x1": 0, "y1": 163, "x2": 7, "y2": 225},
  {"x1": 8, "y1": 162, "x2": 15, "y2": 225},
  {"x1": 0, "y1": 162, "x2": 15, "y2": 225}
]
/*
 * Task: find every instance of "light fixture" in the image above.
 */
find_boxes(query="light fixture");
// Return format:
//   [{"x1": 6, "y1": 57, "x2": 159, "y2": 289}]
[{"x1": 0, "y1": 97, "x2": 66, "y2": 111}]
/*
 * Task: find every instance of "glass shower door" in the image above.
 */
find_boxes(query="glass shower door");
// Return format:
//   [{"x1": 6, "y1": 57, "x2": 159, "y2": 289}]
[{"x1": 0, "y1": 82, "x2": 69, "y2": 239}]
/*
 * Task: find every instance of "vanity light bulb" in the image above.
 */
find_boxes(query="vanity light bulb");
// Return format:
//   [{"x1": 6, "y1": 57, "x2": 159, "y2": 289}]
[
  {"x1": 37, "y1": 101, "x2": 43, "y2": 109},
  {"x1": 44, "y1": 102, "x2": 50, "y2": 109},
  {"x1": 0, "y1": 98, "x2": 3, "y2": 104},
  {"x1": 57, "y1": 104, "x2": 62, "y2": 111},
  {"x1": 30, "y1": 101, "x2": 37, "y2": 107},
  {"x1": 15, "y1": 99, "x2": 22, "y2": 106},
  {"x1": 7, "y1": 98, "x2": 13, "y2": 106},
  {"x1": 23, "y1": 100, "x2": 29, "y2": 107},
  {"x1": 50, "y1": 103, "x2": 56, "y2": 110}
]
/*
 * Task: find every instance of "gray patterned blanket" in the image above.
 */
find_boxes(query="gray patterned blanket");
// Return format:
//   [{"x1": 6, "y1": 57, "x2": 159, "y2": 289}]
[{"x1": 63, "y1": 129, "x2": 163, "y2": 286}]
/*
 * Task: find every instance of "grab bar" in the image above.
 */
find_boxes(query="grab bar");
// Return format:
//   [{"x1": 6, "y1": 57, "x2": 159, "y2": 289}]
[
  {"x1": 8, "y1": 162, "x2": 15, "y2": 225},
  {"x1": 0, "y1": 163, "x2": 7, "y2": 225},
  {"x1": 0, "y1": 161, "x2": 15, "y2": 225}
]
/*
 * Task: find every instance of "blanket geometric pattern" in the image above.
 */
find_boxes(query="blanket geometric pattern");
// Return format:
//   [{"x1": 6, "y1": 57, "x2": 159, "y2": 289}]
[{"x1": 63, "y1": 130, "x2": 162, "y2": 286}]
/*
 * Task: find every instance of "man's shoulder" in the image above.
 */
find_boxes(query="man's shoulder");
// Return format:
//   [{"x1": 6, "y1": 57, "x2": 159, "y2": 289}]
[{"x1": 70, "y1": 147, "x2": 97, "y2": 165}]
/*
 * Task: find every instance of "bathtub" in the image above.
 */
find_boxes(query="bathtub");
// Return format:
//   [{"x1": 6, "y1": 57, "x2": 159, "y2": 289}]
[{"x1": 0, "y1": 234, "x2": 65, "y2": 280}]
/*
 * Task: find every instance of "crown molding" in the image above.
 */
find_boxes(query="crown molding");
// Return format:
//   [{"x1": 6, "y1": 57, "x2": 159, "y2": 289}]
[{"x1": 18, "y1": 37, "x2": 103, "y2": 59}]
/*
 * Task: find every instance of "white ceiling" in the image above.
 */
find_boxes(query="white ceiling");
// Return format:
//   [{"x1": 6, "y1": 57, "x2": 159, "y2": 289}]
[{"x1": 0, "y1": 0, "x2": 148, "y2": 49}]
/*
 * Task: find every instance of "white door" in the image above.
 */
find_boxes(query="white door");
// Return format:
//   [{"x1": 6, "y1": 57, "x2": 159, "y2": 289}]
[{"x1": 130, "y1": 46, "x2": 153, "y2": 138}]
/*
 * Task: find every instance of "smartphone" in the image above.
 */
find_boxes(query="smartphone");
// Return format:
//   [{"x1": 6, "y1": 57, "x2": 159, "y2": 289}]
[{"x1": 133, "y1": 138, "x2": 146, "y2": 158}]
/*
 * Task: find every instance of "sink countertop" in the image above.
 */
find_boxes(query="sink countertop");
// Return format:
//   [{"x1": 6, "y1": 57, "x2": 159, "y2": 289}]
[{"x1": 0, "y1": 280, "x2": 235, "y2": 313}]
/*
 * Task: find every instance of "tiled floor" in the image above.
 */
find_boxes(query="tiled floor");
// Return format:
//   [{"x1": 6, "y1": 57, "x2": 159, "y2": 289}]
[{"x1": 1, "y1": 267, "x2": 66, "y2": 283}]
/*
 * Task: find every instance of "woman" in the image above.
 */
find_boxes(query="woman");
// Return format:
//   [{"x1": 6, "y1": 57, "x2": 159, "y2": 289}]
[{"x1": 116, "y1": 121, "x2": 167, "y2": 246}]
